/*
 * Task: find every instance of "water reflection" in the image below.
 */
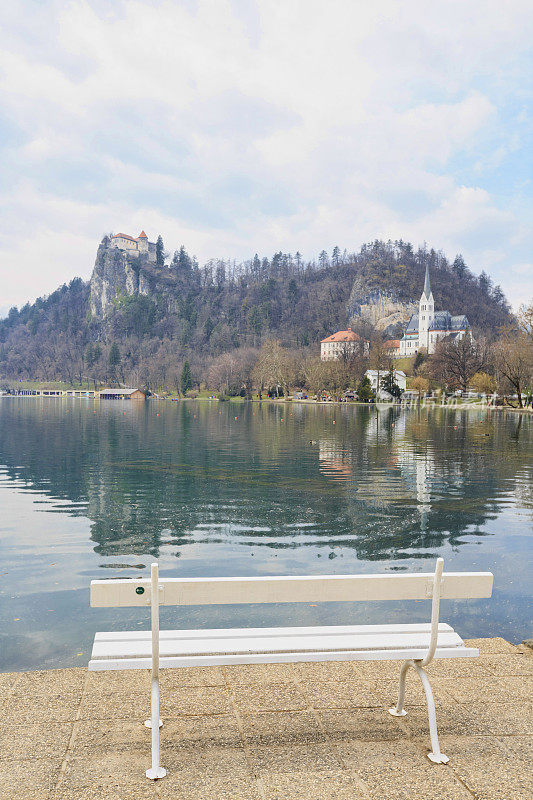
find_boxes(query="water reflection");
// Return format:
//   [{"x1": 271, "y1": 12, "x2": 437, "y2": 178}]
[{"x1": 0, "y1": 398, "x2": 531, "y2": 669}]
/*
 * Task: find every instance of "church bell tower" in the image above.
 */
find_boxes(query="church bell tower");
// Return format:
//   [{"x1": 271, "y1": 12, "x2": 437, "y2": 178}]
[{"x1": 418, "y1": 264, "x2": 434, "y2": 351}]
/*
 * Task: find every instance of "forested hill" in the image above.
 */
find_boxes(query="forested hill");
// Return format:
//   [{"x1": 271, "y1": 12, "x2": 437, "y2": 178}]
[{"x1": 0, "y1": 239, "x2": 513, "y2": 386}]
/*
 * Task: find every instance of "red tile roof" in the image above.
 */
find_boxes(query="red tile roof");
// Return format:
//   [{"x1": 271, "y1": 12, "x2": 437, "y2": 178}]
[
  {"x1": 111, "y1": 233, "x2": 137, "y2": 242},
  {"x1": 321, "y1": 330, "x2": 363, "y2": 343},
  {"x1": 383, "y1": 339, "x2": 401, "y2": 349},
  {"x1": 138, "y1": 230, "x2": 148, "y2": 238}
]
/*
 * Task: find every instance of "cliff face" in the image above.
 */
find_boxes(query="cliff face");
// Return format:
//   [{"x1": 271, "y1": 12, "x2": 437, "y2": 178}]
[
  {"x1": 347, "y1": 286, "x2": 416, "y2": 336},
  {"x1": 90, "y1": 244, "x2": 178, "y2": 320},
  {"x1": 90, "y1": 245, "x2": 138, "y2": 319}
]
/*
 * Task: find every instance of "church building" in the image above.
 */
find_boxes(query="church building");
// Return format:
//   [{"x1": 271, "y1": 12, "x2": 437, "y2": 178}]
[{"x1": 399, "y1": 266, "x2": 470, "y2": 356}]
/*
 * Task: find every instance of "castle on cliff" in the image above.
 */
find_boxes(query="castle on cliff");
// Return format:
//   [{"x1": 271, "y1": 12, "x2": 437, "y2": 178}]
[
  {"x1": 399, "y1": 265, "x2": 470, "y2": 356},
  {"x1": 110, "y1": 231, "x2": 156, "y2": 261}
]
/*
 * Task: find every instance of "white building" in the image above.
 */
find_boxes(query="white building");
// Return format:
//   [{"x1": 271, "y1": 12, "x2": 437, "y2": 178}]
[
  {"x1": 399, "y1": 265, "x2": 470, "y2": 356},
  {"x1": 321, "y1": 330, "x2": 369, "y2": 361},
  {"x1": 366, "y1": 369, "x2": 407, "y2": 400},
  {"x1": 110, "y1": 230, "x2": 157, "y2": 261}
]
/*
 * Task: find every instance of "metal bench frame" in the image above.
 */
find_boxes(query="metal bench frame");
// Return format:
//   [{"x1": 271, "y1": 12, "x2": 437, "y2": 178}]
[{"x1": 89, "y1": 558, "x2": 493, "y2": 779}]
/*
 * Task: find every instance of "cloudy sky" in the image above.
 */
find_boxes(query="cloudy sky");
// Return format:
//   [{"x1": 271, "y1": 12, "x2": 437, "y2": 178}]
[{"x1": 0, "y1": 0, "x2": 532, "y2": 316}]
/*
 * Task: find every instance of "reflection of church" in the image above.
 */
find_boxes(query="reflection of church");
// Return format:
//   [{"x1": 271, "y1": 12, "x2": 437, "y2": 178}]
[{"x1": 395, "y1": 445, "x2": 436, "y2": 530}]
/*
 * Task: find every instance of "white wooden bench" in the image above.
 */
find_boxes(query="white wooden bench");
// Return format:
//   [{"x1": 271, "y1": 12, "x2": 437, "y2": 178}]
[{"x1": 89, "y1": 558, "x2": 493, "y2": 779}]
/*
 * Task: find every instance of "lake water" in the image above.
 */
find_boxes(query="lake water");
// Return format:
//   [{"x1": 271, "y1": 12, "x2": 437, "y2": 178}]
[{"x1": 0, "y1": 398, "x2": 531, "y2": 671}]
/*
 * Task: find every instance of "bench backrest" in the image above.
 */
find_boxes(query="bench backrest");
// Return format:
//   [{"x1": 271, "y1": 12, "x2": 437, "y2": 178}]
[{"x1": 90, "y1": 570, "x2": 493, "y2": 608}]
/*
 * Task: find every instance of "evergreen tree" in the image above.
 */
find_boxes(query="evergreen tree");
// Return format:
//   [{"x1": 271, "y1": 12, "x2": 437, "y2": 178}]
[
  {"x1": 180, "y1": 360, "x2": 192, "y2": 393},
  {"x1": 156, "y1": 235, "x2": 165, "y2": 267},
  {"x1": 413, "y1": 350, "x2": 425, "y2": 375},
  {"x1": 85, "y1": 343, "x2": 102, "y2": 368},
  {"x1": 380, "y1": 369, "x2": 402, "y2": 399},
  {"x1": 109, "y1": 342, "x2": 121, "y2": 368},
  {"x1": 356, "y1": 375, "x2": 374, "y2": 401},
  {"x1": 215, "y1": 262, "x2": 226, "y2": 288},
  {"x1": 452, "y1": 255, "x2": 466, "y2": 278},
  {"x1": 318, "y1": 250, "x2": 329, "y2": 269},
  {"x1": 479, "y1": 271, "x2": 492, "y2": 295},
  {"x1": 178, "y1": 245, "x2": 192, "y2": 272},
  {"x1": 332, "y1": 246, "x2": 341, "y2": 266},
  {"x1": 108, "y1": 342, "x2": 121, "y2": 384}
]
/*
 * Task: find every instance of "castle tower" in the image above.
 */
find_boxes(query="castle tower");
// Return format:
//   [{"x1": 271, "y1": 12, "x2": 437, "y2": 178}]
[
  {"x1": 137, "y1": 230, "x2": 148, "y2": 254},
  {"x1": 418, "y1": 264, "x2": 434, "y2": 351}
]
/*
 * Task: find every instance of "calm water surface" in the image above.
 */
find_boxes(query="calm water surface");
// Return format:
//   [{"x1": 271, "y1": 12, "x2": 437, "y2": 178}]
[{"x1": 0, "y1": 398, "x2": 531, "y2": 671}]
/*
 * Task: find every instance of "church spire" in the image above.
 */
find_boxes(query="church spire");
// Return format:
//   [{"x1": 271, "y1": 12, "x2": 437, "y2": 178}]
[{"x1": 423, "y1": 263, "x2": 432, "y2": 297}]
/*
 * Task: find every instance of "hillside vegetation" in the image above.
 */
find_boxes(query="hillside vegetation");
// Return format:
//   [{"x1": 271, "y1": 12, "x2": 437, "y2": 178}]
[{"x1": 0, "y1": 239, "x2": 513, "y2": 389}]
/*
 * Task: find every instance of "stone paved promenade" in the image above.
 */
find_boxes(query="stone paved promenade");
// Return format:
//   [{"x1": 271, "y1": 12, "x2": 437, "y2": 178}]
[{"x1": 0, "y1": 638, "x2": 531, "y2": 800}]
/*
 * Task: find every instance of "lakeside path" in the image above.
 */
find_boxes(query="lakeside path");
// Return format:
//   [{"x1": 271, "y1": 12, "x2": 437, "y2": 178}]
[{"x1": 0, "y1": 639, "x2": 531, "y2": 799}]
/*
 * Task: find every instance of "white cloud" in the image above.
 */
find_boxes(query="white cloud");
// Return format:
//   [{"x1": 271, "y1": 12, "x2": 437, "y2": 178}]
[{"x1": 0, "y1": 0, "x2": 532, "y2": 312}]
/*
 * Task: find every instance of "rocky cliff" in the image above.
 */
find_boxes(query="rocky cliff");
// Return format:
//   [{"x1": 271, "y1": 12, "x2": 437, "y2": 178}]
[
  {"x1": 90, "y1": 243, "x2": 178, "y2": 320},
  {"x1": 347, "y1": 287, "x2": 416, "y2": 336}
]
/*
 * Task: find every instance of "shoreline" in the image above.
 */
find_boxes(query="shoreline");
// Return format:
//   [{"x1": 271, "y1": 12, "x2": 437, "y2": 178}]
[{"x1": 2, "y1": 393, "x2": 532, "y2": 414}]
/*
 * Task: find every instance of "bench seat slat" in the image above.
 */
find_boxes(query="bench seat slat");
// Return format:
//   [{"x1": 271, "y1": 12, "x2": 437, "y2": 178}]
[
  {"x1": 94, "y1": 622, "x2": 453, "y2": 642},
  {"x1": 89, "y1": 646, "x2": 478, "y2": 671},
  {"x1": 90, "y1": 624, "x2": 465, "y2": 664}
]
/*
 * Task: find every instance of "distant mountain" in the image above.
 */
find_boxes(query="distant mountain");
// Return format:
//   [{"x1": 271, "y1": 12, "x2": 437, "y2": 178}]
[{"x1": 0, "y1": 238, "x2": 513, "y2": 387}]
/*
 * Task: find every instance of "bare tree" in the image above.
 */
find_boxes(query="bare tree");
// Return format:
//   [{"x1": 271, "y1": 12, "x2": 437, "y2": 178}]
[
  {"x1": 252, "y1": 340, "x2": 296, "y2": 397},
  {"x1": 494, "y1": 335, "x2": 533, "y2": 408},
  {"x1": 208, "y1": 348, "x2": 258, "y2": 396},
  {"x1": 430, "y1": 336, "x2": 488, "y2": 392},
  {"x1": 517, "y1": 302, "x2": 533, "y2": 340},
  {"x1": 301, "y1": 355, "x2": 326, "y2": 396}
]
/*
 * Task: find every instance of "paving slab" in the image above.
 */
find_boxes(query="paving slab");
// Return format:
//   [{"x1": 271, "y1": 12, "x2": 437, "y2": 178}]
[
  {"x1": 0, "y1": 672, "x2": 21, "y2": 694},
  {"x1": 246, "y1": 741, "x2": 344, "y2": 776},
  {"x1": 444, "y1": 675, "x2": 533, "y2": 704},
  {"x1": 162, "y1": 743, "x2": 251, "y2": 777},
  {"x1": 317, "y1": 708, "x2": 407, "y2": 742},
  {"x1": 302, "y1": 679, "x2": 386, "y2": 709},
  {"x1": 440, "y1": 734, "x2": 533, "y2": 800},
  {"x1": 0, "y1": 758, "x2": 62, "y2": 800},
  {"x1": 481, "y1": 653, "x2": 533, "y2": 676},
  {"x1": 240, "y1": 710, "x2": 326, "y2": 745},
  {"x1": 0, "y1": 637, "x2": 530, "y2": 799},
  {"x1": 50, "y1": 752, "x2": 157, "y2": 800},
  {"x1": 232, "y1": 681, "x2": 308, "y2": 713},
  {"x1": 464, "y1": 637, "x2": 519, "y2": 654},
  {"x1": 0, "y1": 721, "x2": 73, "y2": 762},
  {"x1": 260, "y1": 770, "x2": 370, "y2": 799},
  {"x1": 223, "y1": 663, "x2": 297, "y2": 685},
  {"x1": 5, "y1": 690, "x2": 83, "y2": 724},
  {"x1": 156, "y1": 774, "x2": 262, "y2": 799},
  {"x1": 339, "y1": 740, "x2": 473, "y2": 800}
]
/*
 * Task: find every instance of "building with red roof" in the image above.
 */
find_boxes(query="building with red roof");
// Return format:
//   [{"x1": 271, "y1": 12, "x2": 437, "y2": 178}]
[
  {"x1": 110, "y1": 231, "x2": 156, "y2": 261},
  {"x1": 320, "y1": 330, "x2": 369, "y2": 361},
  {"x1": 383, "y1": 339, "x2": 401, "y2": 356}
]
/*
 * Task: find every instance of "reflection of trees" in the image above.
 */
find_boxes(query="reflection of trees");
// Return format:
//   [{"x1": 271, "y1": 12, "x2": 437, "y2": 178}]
[{"x1": 0, "y1": 400, "x2": 531, "y2": 562}]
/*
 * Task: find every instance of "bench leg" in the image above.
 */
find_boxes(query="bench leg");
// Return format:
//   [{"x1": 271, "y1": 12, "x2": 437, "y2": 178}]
[
  {"x1": 388, "y1": 659, "x2": 410, "y2": 717},
  {"x1": 146, "y1": 675, "x2": 167, "y2": 780},
  {"x1": 412, "y1": 662, "x2": 449, "y2": 764},
  {"x1": 388, "y1": 660, "x2": 448, "y2": 763}
]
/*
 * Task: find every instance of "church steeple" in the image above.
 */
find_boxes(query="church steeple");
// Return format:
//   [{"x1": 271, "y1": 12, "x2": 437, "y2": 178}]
[{"x1": 423, "y1": 263, "x2": 431, "y2": 298}]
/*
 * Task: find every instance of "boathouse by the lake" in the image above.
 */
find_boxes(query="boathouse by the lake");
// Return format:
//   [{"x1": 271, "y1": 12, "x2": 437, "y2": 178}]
[{"x1": 97, "y1": 388, "x2": 145, "y2": 400}]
